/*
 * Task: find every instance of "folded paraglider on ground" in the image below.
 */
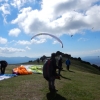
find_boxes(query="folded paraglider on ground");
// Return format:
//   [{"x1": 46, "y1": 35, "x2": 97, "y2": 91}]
[{"x1": 12, "y1": 65, "x2": 43, "y2": 75}]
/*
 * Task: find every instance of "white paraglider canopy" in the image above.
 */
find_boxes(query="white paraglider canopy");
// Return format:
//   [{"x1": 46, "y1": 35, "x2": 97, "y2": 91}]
[{"x1": 31, "y1": 33, "x2": 63, "y2": 48}]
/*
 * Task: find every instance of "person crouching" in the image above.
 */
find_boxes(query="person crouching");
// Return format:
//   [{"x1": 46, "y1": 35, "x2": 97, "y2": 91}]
[{"x1": 0, "y1": 60, "x2": 8, "y2": 74}]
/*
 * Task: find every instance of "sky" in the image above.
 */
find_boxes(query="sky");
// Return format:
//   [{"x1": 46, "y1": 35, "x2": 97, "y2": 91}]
[{"x1": 0, "y1": 0, "x2": 100, "y2": 58}]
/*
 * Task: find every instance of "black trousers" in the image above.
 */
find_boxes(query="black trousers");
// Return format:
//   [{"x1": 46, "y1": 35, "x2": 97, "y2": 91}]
[
  {"x1": 67, "y1": 65, "x2": 69, "y2": 70},
  {"x1": 58, "y1": 68, "x2": 62, "y2": 75},
  {"x1": 48, "y1": 77, "x2": 55, "y2": 91}
]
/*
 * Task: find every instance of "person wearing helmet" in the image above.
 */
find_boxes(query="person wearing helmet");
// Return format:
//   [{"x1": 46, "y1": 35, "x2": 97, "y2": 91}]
[
  {"x1": 48, "y1": 53, "x2": 59, "y2": 92},
  {"x1": 43, "y1": 53, "x2": 59, "y2": 92}
]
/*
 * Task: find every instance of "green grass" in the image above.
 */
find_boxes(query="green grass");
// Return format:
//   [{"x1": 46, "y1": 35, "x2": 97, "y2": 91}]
[{"x1": 0, "y1": 59, "x2": 100, "y2": 100}]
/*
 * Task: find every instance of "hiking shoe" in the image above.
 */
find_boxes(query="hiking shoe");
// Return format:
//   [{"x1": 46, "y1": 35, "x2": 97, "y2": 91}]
[
  {"x1": 51, "y1": 89, "x2": 58, "y2": 92},
  {"x1": 53, "y1": 89, "x2": 58, "y2": 92},
  {"x1": 49, "y1": 88, "x2": 58, "y2": 92},
  {"x1": 56, "y1": 76, "x2": 60, "y2": 79}
]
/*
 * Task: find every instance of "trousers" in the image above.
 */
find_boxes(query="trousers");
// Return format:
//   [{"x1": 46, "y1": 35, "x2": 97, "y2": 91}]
[{"x1": 48, "y1": 77, "x2": 55, "y2": 91}]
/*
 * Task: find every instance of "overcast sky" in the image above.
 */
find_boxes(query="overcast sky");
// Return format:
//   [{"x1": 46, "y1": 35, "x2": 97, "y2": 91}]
[{"x1": 0, "y1": 0, "x2": 100, "y2": 58}]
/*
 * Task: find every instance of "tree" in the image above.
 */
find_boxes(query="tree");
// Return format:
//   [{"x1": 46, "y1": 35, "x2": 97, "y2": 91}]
[{"x1": 40, "y1": 55, "x2": 46, "y2": 62}]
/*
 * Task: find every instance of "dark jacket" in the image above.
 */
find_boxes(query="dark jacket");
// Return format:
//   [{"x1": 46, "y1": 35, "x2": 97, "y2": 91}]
[
  {"x1": 58, "y1": 58, "x2": 62, "y2": 68},
  {"x1": 50, "y1": 57, "x2": 58, "y2": 77},
  {"x1": 43, "y1": 56, "x2": 58, "y2": 80},
  {"x1": 0, "y1": 60, "x2": 8, "y2": 68}
]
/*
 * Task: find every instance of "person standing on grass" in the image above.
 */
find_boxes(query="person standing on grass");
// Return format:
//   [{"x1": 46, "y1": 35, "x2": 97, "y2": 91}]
[
  {"x1": 66, "y1": 58, "x2": 71, "y2": 71},
  {"x1": 58, "y1": 55, "x2": 63, "y2": 76},
  {"x1": 43, "y1": 53, "x2": 59, "y2": 92},
  {"x1": 0, "y1": 60, "x2": 8, "y2": 74}
]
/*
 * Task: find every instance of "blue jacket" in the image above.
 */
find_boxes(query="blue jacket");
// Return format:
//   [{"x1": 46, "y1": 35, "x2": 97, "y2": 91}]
[{"x1": 66, "y1": 59, "x2": 70, "y2": 65}]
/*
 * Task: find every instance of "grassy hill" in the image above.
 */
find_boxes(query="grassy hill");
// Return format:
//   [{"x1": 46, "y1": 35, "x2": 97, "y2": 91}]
[{"x1": 0, "y1": 57, "x2": 100, "y2": 100}]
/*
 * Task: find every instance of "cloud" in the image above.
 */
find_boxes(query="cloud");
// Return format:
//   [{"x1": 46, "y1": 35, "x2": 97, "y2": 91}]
[
  {"x1": 3, "y1": 15, "x2": 8, "y2": 24},
  {"x1": 52, "y1": 40, "x2": 60, "y2": 44},
  {"x1": 0, "y1": 0, "x2": 3, "y2": 2},
  {"x1": 0, "y1": 1, "x2": 100, "y2": 41},
  {"x1": 11, "y1": 7, "x2": 32, "y2": 24},
  {"x1": 0, "y1": 37, "x2": 7, "y2": 44},
  {"x1": 10, "y1": 0, "x2": 100, "y2": 38},
  {"x1": 25, "y1": 46, "x2": 31, "y2": 50},
  {"x1": 54, "y1": 0, "x2": 99, "y2": 13},
  {"x1": 85, "y1": 5, "x2": 100, "y2": 30},
  {"x1": 0, "y1": 3, "x2": 10, "y2": 15},
  {"x1": 17, "y1": 38, "x2": 46, "y2": 45},
  {"x1": 67, "y1": 49, "x2": 100, "y2": 57},
  {"x1": 0, "y1": 0, "x2": 100, "y2": 58},
  {"x1": 8, "y1": 40, "x2": 16, "y2": 44},
  {"x1": 0, "y1": 47, "x2": 25, "y2": 53},
  {"x1": 9, "y1": 28, "x2": 21, "y2": 37},
  {"x1": 10, "y1": 0, "x2": 35, "y2": 9},
  {"x1": 90, "y1": 49, "x2": 100, "y2": 53},
  {"x1": 0, "y1": 2, "x2": 10, "y2": 24},
  {"x1": 31, "y1": 38, "x2": 46, "y2": 44},
  {"x1": 78, "y1": 38, "x2": 88, "y2": 41},
  {"x1": 17, "y1": 40, "x2": 31, "y2": 45}
]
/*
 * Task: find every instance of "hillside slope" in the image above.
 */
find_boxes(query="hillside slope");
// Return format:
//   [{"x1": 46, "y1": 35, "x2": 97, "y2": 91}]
[
  {"x1": 69, "y1": 58, "x2": 100, "y2": 75},
  {"x1": 1, "y1": 58, "x2": 99, "y2": 100}
]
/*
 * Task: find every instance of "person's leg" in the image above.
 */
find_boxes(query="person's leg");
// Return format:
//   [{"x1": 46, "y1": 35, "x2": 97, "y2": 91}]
[
  {"x1": 67, "y1": 65, "x2": 69, "y2": 71},
  {"x1": 58, "y1": 66, "x2": 62, "y2": 75},
  {"x1": 61, "y1": 66, "x2": 63, "y2": 70},
  {"x1": 51, "y1": 77, "x2": 56, "y2": 91},
  {"x1": 1, "y1": 66, "x2": 3, "y2": 74},
  {"x1": 66, "y1": 65, "x2": 68, "y2": 70},
  {"x1": 68, "y1": 66, "x2": 69, "y2": 70},
  {"x1": 48, "y1": 78, "x2": 52, "y2": 91},
  {"x1": 48, "y1": 77, "x2": 55, "y2": 91},
  {"x1": 59, "y1": 69, "x2": 62, "y2": 76},
  {"x1": 48, "y1": 82, "x2": 51, "y2": 91},
  {"x1": 58, "y1": 68, "x2": 60, "y2": 75}
]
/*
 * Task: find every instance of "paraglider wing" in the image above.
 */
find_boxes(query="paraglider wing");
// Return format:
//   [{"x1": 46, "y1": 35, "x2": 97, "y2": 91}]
[{"x1": 31, "y1": 33, "x2": 63, "y2": 48}]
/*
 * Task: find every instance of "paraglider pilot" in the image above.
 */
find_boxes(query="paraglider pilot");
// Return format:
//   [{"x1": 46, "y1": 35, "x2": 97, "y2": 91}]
[{"x1": 43, "y1": 53, "x2": 59, "y2": 92}]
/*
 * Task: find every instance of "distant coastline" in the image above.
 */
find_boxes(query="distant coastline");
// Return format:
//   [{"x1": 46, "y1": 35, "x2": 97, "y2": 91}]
[
  {"x1": 0, "y1": 56, "x2": 100, "y2": 66},
  {"x1": 81, "y1": 56, "x2": 100, "y2": 66},
  {"x1": 0, "y1": 56, "x2": 37, "y2": 64}
]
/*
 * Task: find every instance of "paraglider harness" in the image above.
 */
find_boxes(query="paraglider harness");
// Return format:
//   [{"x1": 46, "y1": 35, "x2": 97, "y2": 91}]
[
  {"x1": 43, "y1": 59, "x2": 60, "y2": 81},
  {"x1": 43, "y1": 59, "x2": 51, "y2": 81}
]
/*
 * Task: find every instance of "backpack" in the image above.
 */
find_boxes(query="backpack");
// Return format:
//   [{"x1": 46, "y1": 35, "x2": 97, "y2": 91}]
[
  {"x1": 43, "y1": 59, "x2": 51, "y2": 81},
  {"x1": 43, "y1": 59, "x2": 60, "y2": 80}
]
